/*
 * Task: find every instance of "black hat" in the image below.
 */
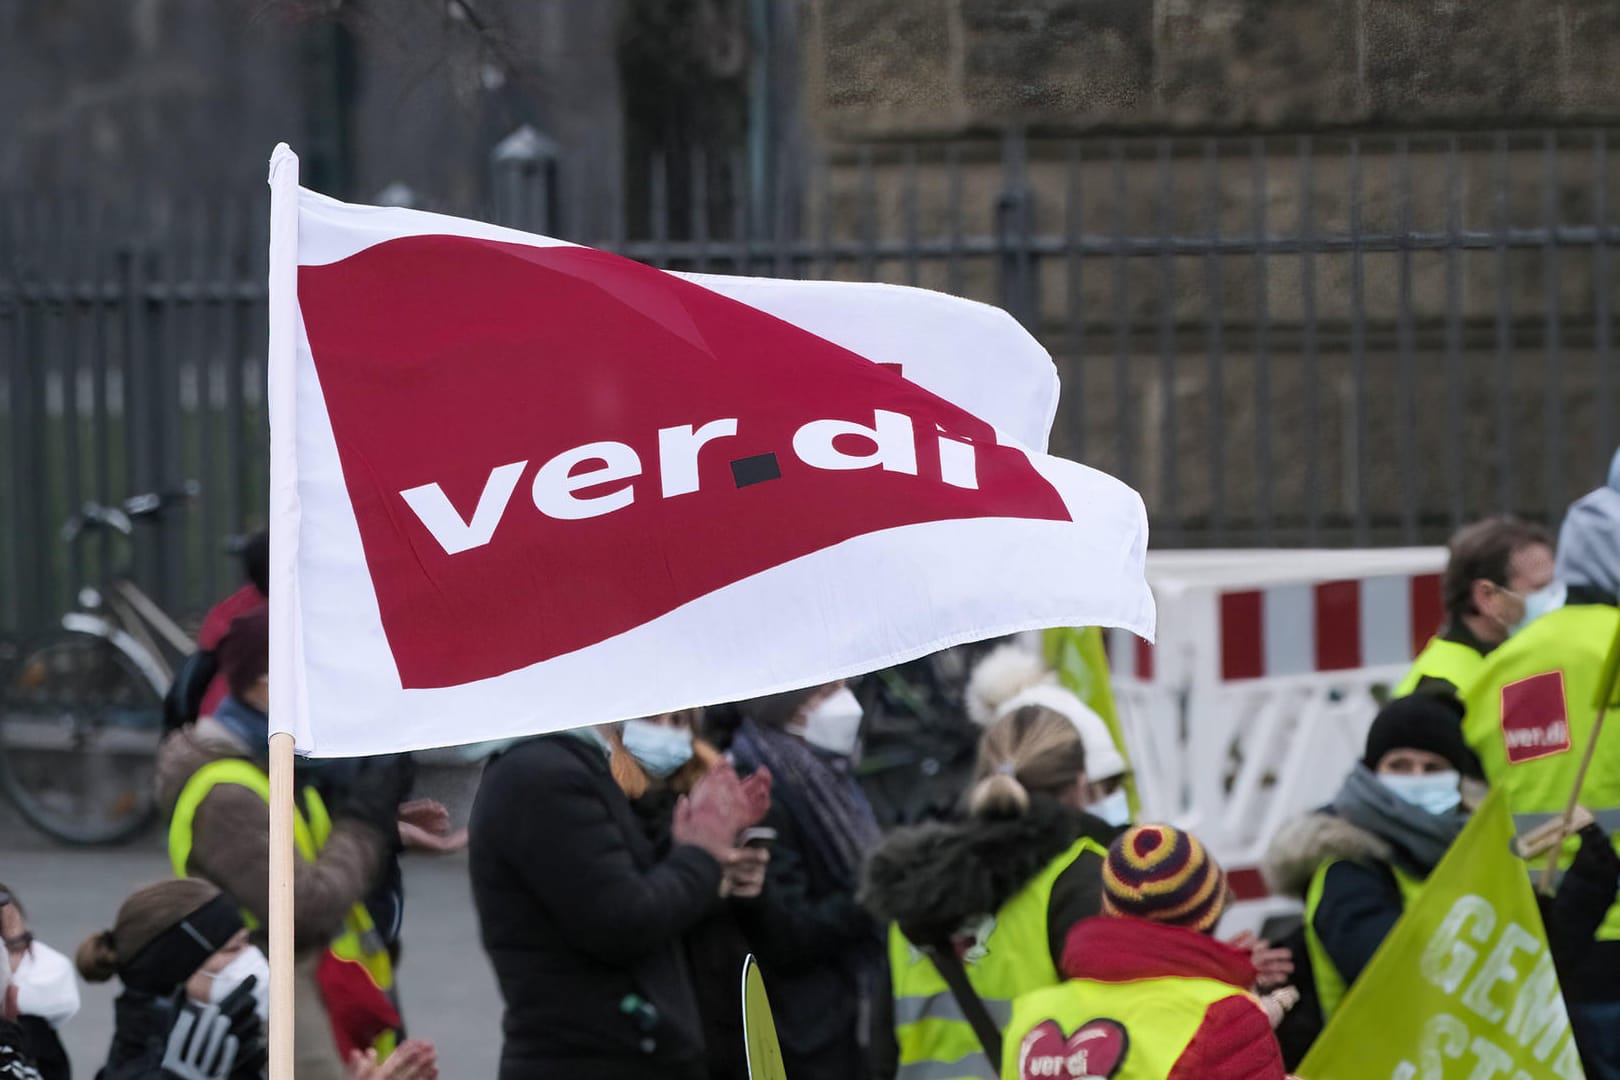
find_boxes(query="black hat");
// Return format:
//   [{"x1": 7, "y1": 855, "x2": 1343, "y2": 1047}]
[{"x1": 1362, "y1": 692, "x2": 1482, "y2": 779}]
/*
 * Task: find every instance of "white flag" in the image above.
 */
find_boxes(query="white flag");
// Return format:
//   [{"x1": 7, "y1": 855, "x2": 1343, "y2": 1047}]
[{"x1": 266, "y1": 145, "x2": 1153, "y2": 756}]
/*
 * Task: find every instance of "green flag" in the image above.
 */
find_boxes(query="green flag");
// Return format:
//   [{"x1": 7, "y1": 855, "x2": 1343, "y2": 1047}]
[
  {"x1": 743, "y1": 955, "x2": 789, "y2": 1080},
  {"x1": 1299, "y1": 790, "x2": 1585, "y2": 1079},
  {"x1": 1044, "y1": 626, "x2": 1138, "y2": 815}
]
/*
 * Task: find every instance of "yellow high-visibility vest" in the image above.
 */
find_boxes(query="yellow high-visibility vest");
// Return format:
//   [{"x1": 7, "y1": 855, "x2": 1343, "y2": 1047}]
[
  {"x1": 1303, "y1": 857, "x2": 1424, "y2": 1019},
  {"x1": 890, "y1": 836, "x2": 1105, "y2": 1080},
  {"x1": 168, "y1": 757, "x2": 397, "y2": 1055},
  {"x1": 1460, "y1": 602, "x2": 1620, "y2": 938},
  {"x1": 1392, "y1": 634, "x2": 1485, "y2": 697},
  {"x1": 1002, "y1": 973, "x2": 1260, "y2": 1079}
]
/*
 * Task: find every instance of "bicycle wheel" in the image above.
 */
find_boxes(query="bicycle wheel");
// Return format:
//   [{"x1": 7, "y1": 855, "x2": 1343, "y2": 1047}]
[{"x1": 0, "y1": 628, "x2": 166, "y2": 844}]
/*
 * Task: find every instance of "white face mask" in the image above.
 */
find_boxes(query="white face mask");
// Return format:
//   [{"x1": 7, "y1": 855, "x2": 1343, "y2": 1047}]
[
  {"x1": 1378, "y1": 771, "x2": 1462, "y2": 817},
  {"x1": 13, "y1": 941, "x2": 81, "y2": 1027},
  {"x1": 620, "y1": 719, "x2": 695, "y2": 778},
  {"x1": 796, "y1": 687, "x2": 864, "y2": 758},
  {"x1": 204, "y1": 946, "x2": 270, "y2": 1022},
  {"x1": 1087, "y1": 788, "x2": 1131, "y2": 828}
]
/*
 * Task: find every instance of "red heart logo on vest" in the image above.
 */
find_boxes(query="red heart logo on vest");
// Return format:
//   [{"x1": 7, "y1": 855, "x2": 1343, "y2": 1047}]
[{"x1": 1016, "y1": 1017, "x2": 1128, "y2": 1079}]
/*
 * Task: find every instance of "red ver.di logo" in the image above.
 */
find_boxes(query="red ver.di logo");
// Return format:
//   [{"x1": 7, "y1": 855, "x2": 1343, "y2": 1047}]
[
  {"x1": 1017, "y1": 1018, "x2": 1128, "y2": 1079},
  {"x1": 1499, "y1": 671, "x2": 1572, "y2": 765},
  {"x1": 298, "y1": 237, "x2": 1070, "y2": 689}
]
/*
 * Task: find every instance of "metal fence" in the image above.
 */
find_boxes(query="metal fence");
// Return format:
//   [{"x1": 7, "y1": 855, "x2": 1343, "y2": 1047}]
[{"x1": 3, "y1": 127, "x2": 1618, "y2": 635}]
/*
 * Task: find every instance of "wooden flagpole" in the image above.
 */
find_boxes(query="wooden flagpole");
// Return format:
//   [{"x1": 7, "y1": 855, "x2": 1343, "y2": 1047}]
[
  {"x1": 264, "y1": 143, "x2": 301, "y2": 1080},
  {"x1": 1536, "y1": 615, "x2": 1620, "y2": 893},
  {"x1": 268, "y1": 731, "x2": 297, "y2": 1077}
]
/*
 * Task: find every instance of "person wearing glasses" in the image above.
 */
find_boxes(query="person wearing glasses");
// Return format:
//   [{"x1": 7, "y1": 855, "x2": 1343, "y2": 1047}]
[{"x1": 0, "y1": 886, "x2": 75, "y2": 1080}]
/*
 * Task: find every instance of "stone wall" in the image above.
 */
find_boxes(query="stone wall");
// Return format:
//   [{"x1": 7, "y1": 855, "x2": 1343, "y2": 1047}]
[{"x1": 805, "y1": 0, "x2": 1620, "y2": 140}]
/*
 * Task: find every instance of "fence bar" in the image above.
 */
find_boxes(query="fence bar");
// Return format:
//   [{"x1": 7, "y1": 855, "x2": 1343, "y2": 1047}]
[
  {"x1": 1541, "y1": 133, "x2": 1564, "y2": 523},
  {"x1": 223, "y1": 199, "x2": 248, "y2": 539},
  {"x1": 859, "y1": 146, "x2": 877, "y2": 281},
  {"x1": 771, "y1": 139, "x2": 790, "y2": 278},
  {"x1": 61, "y1": 197, "x2": 86, "y2": 601},
  {"x1": 1065, "y1": 142, "x2": 1086, "y2": 462},
  {"x1": 8, "y1": 199, "x2": 43, "y2": 630},
  {"x1": 1154, "y1": 138, "x2": 1178, "y2": 543},
  {"x1": 1395, "y1": 136, "x2": 1417, "y2": 543},
  {"x1": 1492, "y1": 135, "x2": 1515, "y2": 513},
  {"x1": 1349, "y1": 137, "x2": 1369, "y2": 543},
  {"x1": 946, "y1": 145, "x2": 964, "y2": 297},
  {"x1": 816, "y1": 156, "x2": 832, "y2": 280},
  {"x1": 1110, "y1": 140, "x2": 1133, "y2": 488},
  {"x1": 155, "y1": 205, "x2": 185, "y2": 607},
  {"x1": 1443, "y1": 135, "x2": 1465, "y2": 532},
  {"x1": 1252, "y1": 137, "x2": 1273, "y2": 544},
  {"x1": 903, "y1": 145, "x2": 920, "y2": 287},
  {"x1": 731, "y1": 151, "x2": 750, "y2": 276},
  {"x1": 1298, "y1": 136, "x2": 1321, "y2": 543},
  {"x1": 91, "y1": 208, "x2": 113, "y2": 587},
  {"x1": 1595, "y1": 132, "x2": 1614, "y2": 461},
  {"x1": 650, "y1": 153, "x2": 670, "y2": 269},
  {"x1": 199, "y1": 199, "x2": 221, "y2": 604},
  {"x1": 691, "y1": 146, "x2": 710, "y2": 273},
  {"x1": 1203, "y1": 139, "x2": 1227, "y2": 544}
]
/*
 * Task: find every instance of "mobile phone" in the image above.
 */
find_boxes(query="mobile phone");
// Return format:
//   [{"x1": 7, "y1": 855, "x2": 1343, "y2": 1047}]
[{"x1": 738, "y1": 827, "x2": 777, "y2": 849}]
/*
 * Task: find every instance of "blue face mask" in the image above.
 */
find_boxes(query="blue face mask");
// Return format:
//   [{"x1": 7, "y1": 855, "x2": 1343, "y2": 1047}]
[
  {"x1": 1087, "y1": 788, "x2": 1131, "y2": 827},
  {"x1": 620, "y1": 719, "x2": 694, "y2": 779},
  {"x1": 1510, "y1": 581, "x2": 1567, "y2": 635},
  {"x1": 1378, "y1": 771, "x2": 1462, "y2": 817}
]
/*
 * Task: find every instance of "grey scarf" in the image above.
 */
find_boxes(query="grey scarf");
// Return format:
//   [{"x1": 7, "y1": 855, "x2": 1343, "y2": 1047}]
[{"x1": 1330, "y1": 764, "x2": 1466, "y2": 877}]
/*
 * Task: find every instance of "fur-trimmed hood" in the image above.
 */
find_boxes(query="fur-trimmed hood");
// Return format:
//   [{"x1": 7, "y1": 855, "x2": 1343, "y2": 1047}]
[
  {"x1": 1262, "y1": 810, "x2": 1392, "y2": 900},
  {"x1": 860, "y1": 798, "x2": 1107, "y2": 943}
]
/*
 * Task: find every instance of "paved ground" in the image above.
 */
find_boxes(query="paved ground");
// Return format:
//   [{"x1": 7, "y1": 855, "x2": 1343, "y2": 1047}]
[{"x1": 5, "y1": 766, "x2": 504, "y2": 1077}]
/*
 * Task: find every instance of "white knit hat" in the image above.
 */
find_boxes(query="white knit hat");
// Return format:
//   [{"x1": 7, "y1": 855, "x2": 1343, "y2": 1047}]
[{"x1": 965, "y1": 643, "x2": 1128, "y2": 781}]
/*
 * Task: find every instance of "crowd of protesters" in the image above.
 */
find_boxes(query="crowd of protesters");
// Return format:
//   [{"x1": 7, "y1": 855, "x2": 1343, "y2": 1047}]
[{"x1": 5, "y1": 457, "x2": 1620, "y2": 1080}]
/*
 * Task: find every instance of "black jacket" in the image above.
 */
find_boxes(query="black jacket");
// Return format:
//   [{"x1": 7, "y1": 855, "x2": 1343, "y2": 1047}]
[
  {"x1": 0, "y1": 1020, "x2": 40, "y2": 1080},
  {"x1": 731, "y1": 799, "x2": 883, "y2": 1080},
  {"x1": 94, "y1": 992, "x2": 259, "y2": 1080},
  {"x1": 633, "y1": 788, "x2": 755, "y2": 1080},
  {"x1": 469, "y1": 735, "x2": 724, "y2": 1080}
]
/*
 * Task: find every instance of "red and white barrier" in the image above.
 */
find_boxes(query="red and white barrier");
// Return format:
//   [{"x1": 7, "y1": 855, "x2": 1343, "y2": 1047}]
[{"x1": 1107, "y1": 548, "x2": 1449, "y2": 934}]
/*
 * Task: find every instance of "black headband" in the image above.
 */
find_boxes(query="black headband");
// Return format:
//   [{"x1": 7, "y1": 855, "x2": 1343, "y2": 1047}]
[{"x1": 119, "y1": 893, "x2": 244, "y2": 995}]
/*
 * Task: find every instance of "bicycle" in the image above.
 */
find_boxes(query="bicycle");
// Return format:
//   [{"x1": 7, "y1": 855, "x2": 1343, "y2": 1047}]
[{"x1": 0, "y1": 487, "x2": 198, "y2": 844}]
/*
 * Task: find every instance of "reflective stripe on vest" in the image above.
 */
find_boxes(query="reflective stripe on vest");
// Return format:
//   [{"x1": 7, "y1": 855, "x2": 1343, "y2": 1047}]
[
  {"x1": 1304, "y1": 858, "x2": 1424, "y2": 1020},
  {"x1": 894, "y1": 993, "x2": 1014, "y2": 1030},
  {"x1": 1002, "y1": 974, "x2": 1253, "y2": 1079},
  {"x1": 1460, "y1": 603, "x2": 1620, "y2": 939},
  {"x1": 1393, "y1": 636, "x2": 1485, "y2": 698},
  {"x1": 889, "y1": 836, "x2": 1105, "y2": 1080},
  {"x1": 167, "y1": 758, "x2": 395, "y2": 994},
  {"x1": 898, "y1": 1055, "x2": 995, "y2": 1080}
]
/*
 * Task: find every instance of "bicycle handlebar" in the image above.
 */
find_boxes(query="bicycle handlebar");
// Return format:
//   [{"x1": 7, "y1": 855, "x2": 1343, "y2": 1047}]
[{"x1": 61, "y1": 482, "x2": 199, "y2": 543}]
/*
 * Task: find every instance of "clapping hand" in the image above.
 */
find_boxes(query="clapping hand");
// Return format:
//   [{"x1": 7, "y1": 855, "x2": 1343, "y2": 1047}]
[
  {"x1": 1226, "y1": 930, "x2": 1295, "y2": 990},
  {"x1": 398, "y1": 799, "x2": 468, "y2": 854},
  {"x1": 347, "y1": 1038, "x2": 439, "y2": 1080}
]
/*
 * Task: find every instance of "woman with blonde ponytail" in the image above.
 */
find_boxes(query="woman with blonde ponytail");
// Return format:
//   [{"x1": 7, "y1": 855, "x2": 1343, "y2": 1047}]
[{"x1": 862, "y1": 701, "x2": 1119, "y2": 1080}]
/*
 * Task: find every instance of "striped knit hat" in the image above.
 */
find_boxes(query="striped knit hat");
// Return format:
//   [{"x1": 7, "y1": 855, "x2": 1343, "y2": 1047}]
[{"x1": 1101, "y1": 824, "x2": 1229, "y2": 934}]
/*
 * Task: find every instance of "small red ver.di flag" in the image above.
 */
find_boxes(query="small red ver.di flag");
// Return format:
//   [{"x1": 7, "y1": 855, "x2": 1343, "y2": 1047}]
[{"x1": 264, "y1": 144, "x2": 1155, "y2": 757}]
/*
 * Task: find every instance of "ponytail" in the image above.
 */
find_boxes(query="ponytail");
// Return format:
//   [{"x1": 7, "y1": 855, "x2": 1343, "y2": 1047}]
[
  {"x1": 967, "y1": 770, "x2": 1031, "y2": 819},
  {"x1": 969, "y1": 704, "x2": 1086, "y2": 819},
  {"x1": 75, "y1": 930, "x2": 121, "y2": 983}
]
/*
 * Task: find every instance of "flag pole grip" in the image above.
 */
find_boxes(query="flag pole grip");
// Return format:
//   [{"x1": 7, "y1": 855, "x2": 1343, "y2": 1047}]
[
  {"x1": 268, "y1": 730, "x2": 297, "y2": 1079},
  {"x1": 1536, "y1": 617, "x2": 1620, "y2": 894}
]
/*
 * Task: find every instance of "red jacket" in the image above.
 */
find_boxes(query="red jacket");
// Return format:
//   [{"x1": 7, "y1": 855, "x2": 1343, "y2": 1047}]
[
  {"x1": 197, "y1": 583, "x2": 265, "y2": 717},
  {"x1": 1060, "y1": 916, "x2": 1286, "y2": 1080}
]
